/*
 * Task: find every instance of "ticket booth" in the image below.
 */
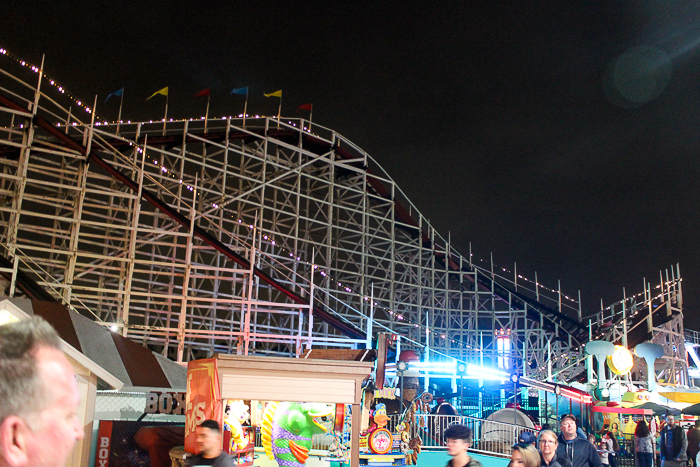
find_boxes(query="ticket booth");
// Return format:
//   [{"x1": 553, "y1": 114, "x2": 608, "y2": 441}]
[{"x1": 185, "y1": 354, "x2": 374, "y2": 467}]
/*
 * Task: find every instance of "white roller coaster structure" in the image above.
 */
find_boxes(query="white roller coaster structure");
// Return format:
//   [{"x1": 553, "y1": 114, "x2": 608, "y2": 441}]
[{"x1": 0, "y1": 55, "x2": 687, "y2": 387}]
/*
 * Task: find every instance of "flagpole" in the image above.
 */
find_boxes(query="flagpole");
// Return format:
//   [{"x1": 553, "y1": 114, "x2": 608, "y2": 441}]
[
  {"x1": 309, "y1": 105, "x2": 313, "y2": 133},
  {"x1": 277, "y1": 93, "x2": 282, "y2": 129},
  {"x1": 204, "y1": 93, "x2": 210, "y2": 133},
  {"x1": 243, "y1": 92, "x2": 248, "y2": 129},
  {"x1": 163, "y1": 94, "x2": 168, "y2": 135},
  {"x1": 117, "y1": 88, "x2": 124, "y2": 134}
]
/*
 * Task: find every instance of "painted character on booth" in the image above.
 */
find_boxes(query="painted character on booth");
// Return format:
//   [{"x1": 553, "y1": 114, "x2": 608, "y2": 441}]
[{"x1": 261, "y1": 402, "x2": 333, "y2": 466}]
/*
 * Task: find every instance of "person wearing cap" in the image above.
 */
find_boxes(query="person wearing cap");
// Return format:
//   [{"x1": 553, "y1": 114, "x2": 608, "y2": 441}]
[
  {"x1": 660, "y1": 414, "x2": 687, "y2": 467},
  {"x1": 556, "y1": 414, "x2": 602, "y2": 467},
  {"x1": 519, "y1": 431, "x2": 537, "y2": 447},
  {"x1": 444, "y1": 424, "x2": 482, "y2": 467}
]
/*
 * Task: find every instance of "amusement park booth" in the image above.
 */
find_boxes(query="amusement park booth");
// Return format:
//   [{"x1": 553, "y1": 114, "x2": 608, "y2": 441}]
[{"x1": 186, "y1": 354, "x2": 374, "y2": 467}]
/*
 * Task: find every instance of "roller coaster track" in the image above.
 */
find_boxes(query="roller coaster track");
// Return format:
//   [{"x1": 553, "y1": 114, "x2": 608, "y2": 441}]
[
  {"x1": 0, "y1": 90, "x2": 586, "y2": 345},
  {"x1": 3, "y1": 60, "x2": 677, "y2": 380},
  {"x1": 0, "y1": 92, "x2": 366, "y2": 341}
]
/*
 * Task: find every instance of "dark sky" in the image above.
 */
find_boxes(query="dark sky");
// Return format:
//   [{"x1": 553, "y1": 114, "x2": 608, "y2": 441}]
[{"x1": 3, "y1": 2, "x2": 700, "y2": 325}]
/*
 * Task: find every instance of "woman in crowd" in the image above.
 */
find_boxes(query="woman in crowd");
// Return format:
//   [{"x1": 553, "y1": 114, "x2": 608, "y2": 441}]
[
  {"x1": 538, "y1": 429, "x2": 573, "y2": 467},
  {"x1": 606, "y1": 431, "x2": 620, "y2": 467},
  {"x1": 634, "y1": 420, "x2": 654, "y2": 467},
  {"x1": 599, "y1": 432, "x2": 614, "y2": 467},
  {"x1": 511, "y1": 443, "x2": 541, "y2": 467},
  {"x1": 610, "y1": 422, "x2": 621, "y2": 440}
]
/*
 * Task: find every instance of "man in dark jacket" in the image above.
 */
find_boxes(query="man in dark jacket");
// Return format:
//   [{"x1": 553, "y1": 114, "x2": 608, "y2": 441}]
[
  {"x1": 556, "y1": 414, "x2": 602, "y2": 467},
  {"x1": 187, "y1": 420, "x2": 235, "y2": 467},
  {"x1": 687, "y1": 420, "x2": 700, "y2": 467},
  {"x1": 660, "y1": 414, "x2": 687, "y2": 467}
]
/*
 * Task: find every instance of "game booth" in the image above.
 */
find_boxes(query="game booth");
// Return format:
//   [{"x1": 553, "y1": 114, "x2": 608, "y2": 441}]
[{"x1": 185, "y1": 354, "x2": 379, "y2": 467}]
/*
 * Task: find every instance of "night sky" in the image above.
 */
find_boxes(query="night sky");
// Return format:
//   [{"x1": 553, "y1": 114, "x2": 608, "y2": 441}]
[{"x1": 2, "y1": 2, "x2": 700, "y2": 325}]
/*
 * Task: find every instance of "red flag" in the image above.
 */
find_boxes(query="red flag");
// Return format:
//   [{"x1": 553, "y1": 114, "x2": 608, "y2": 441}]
[
  {"x1": 298, "y1": 103, "x2": 313, "y2": 111},
  {"x1": 194, "y1": 87, "x2": 211, "y2": 98}
]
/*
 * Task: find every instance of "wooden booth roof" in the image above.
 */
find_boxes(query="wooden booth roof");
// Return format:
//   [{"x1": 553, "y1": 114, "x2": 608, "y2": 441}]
[{"x1": 213, "y1": 354, "x2": 374, "y2": 405}]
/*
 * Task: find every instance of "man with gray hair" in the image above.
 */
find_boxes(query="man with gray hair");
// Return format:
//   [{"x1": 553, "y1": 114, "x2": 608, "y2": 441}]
[{"x1": 0, "y1": 317, "x2": 84, "y2": 467}]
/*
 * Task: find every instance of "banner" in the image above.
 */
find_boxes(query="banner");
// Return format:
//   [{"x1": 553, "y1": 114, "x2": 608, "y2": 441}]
[
  {"x1": 94, "y1": 421, "x2": 184, "y2": 467},
  {"x1": 185, "y1": 358, "x2": 222, "y2": 453},
  {"x1": 95, "y1": 421, "x2": 113, "y2": 467}
]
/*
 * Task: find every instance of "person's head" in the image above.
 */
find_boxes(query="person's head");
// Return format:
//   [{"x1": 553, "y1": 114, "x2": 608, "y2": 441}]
[
  {"x1": 666, "y1": 414, "x2": 675, "y2": 427},
  {"x1": 635, "y1": 420, "x2": 649, "y2": 437},
  {"x1": 511, "y1": 444, "x2": 540, "y2": 467},
  {"x1": 560, "y1": 414, "x2": 577, "y2": 440},
  {"x1": 538, "y1": 430, "x2": 558, "y2": 458},
  {"x1": 196, "y1": 420, "x2": 222, "y2": 458},
  {"x1": 444, "y1": 424, "x2": 472, "y2": 457},
  {"x1": 611, "y1": 422, "x2": 618, "y2": 430},
  {"x1": 695, "y1": 420, "x2": 700, "y2": 429},
  {"x1": 0, "y1": 317, "x2": 84, "y2": 467},
  {"x1": 437, "y1": 397, "x2": 446, "y2": 405},
  {"x1": 518, "y1": 431, "x2": 537, "y2": 446}
]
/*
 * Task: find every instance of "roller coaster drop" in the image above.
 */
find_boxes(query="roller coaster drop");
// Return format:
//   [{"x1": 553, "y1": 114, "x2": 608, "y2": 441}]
[{"x1": 0, "y1": 55, "x2": 688, "y2": 387}]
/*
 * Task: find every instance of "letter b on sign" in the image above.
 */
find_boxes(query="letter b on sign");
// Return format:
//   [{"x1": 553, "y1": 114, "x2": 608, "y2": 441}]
[{"x1": 145, "y1": 393, "x2": 159, "y2": 414}]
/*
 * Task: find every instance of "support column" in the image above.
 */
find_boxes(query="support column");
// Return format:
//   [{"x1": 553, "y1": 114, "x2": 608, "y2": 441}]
[
  {"x1": 177, "y1": 179, "x2": 197, "y2": 363},
  {"x1": 121, "y1": 140, "x2": 148, "y2": 337},
  {"x1": 64, "y1": 96, "x2": 97, "y2": 305},
  {"x1": 7, "y1": 57, "x2": 45, "y2": 297}
]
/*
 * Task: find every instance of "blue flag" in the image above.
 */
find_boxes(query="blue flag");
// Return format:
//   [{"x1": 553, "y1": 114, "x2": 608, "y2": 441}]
[
  {"x1": 230, "y1": 87, "x2": 248, "y2": 96},
  {"x1": 105, "y1": 87, "x2": 124, "y2": 103}
]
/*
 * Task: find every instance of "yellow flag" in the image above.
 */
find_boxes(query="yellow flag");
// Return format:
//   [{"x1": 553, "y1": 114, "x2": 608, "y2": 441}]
[
  {"x1": 264, "y1": 89, "x2": 282, "y2": 98},
  {"x1": 147, "y1": 86, "x2": 169, "y2": 100}
]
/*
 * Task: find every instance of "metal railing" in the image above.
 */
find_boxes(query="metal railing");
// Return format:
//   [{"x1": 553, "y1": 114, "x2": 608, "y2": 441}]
[
  {"x1": 387, "y1": 414, "x2": 538, "y2": 456},
  {"x1": 250, "y1": 413, "x2": 538, "y2": 456},
  {"x1": 616, "y1": 439, "x2": 635, "y2": 467}
]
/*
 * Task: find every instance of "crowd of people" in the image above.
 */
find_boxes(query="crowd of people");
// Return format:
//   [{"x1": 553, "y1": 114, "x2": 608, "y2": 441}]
[
  {"x1": 444, "y1": 414, "x2": 601, "y2": 467},
  {"x1": 444, "y1": 412, "x2": 700, "y2": 467}
]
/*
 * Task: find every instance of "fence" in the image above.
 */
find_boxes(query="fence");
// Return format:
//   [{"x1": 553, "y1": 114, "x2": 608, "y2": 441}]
[
  {"x1": 387, "y1": 413, "x2": 538, "y2": 456},
  {"x1": 259, "y1": 412, "x2": 537, "y2": 455},
  {"x1": 616, "y1": 439, "x2": 635, "y2": 467}
]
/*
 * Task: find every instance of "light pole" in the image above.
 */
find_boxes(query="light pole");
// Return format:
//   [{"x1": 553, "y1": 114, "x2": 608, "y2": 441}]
[
  {"x1": 510, "y1": 373, "x2": 519, "y2": 426},
  {"x1": 397, "y1": 361, "x2": 408, "y2": 410},
  {"x1": 457, "y1": 363, "x2": 467, "y2": 417}
]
